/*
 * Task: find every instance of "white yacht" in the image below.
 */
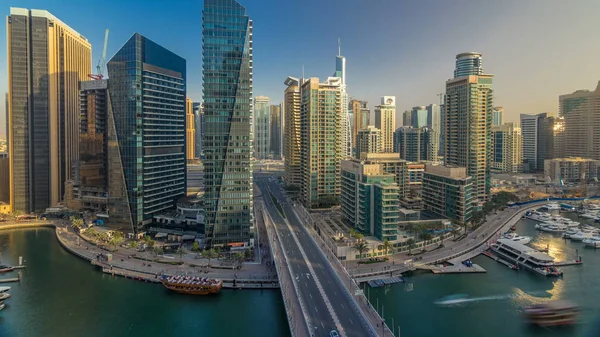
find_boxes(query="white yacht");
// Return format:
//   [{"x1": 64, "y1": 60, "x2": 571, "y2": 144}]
[
  {"x1": 543, "y1": 203, "x2": 561, "y2": 211},
  {"x1": 503, "y1": 232, "x2": 532, "y2": 245},
  {"x1": 491, "y1": 239, "x2": 562, "y2": 276},
  {"x1": 582, "y1": 237, "x2": 600, "y2": 248},
  {"x1": 563, "y1": 228, "x2": 580, "y2": 239},
  {"x1": 539, "y1": 224, "x2": 567, "y2": 233},
  {"x1": 580, "y1": 212, "x2": 598, "y2": 219},
  {"x1": 570, "y1": 232, "x2": 596, "y2": 241},
  {"x1": 524, "y1": 211, "x2": 552, "y2": 222}
]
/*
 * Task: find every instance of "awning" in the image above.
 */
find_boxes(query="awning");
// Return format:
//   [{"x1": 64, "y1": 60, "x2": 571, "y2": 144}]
[{"x1": 155, "y1": 233, "x2": 168, "y2": 239}]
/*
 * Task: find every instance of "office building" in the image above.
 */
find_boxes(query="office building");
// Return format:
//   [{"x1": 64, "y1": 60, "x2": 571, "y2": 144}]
[
  {"x1": 351, "y1": 99, "x2": 370, "y2": 155},
  {"x1": 283, "y1": 77, "x2": 302, "y2": 187},
  {"x1": 253, "y1": 96, "x2": 270, "y2": 160},
  {"x1": 520, "y1": 113, "x2": 555, "y2": 172},
  {"x1": 422, "y1": 165, "x2": 473, "y2": 223},
  {"x1": 202, "y1": 0, "x2": 253, "y2": 247},
  {"x1": 439, "y1": 100, "x2": 446, "y2": 157},
  {"x1": 402, "y1": 110, "x2": 411, "y2": 127},
  {"x1": 108, "y1": 33, "x2": 186, "y2": 231},
  {"x1": 4, "y1": 92, "x2": 7, "y2": 152},
  {"x1": 559, "y1": 81, "x2": 600, "y2": 160},
  {"x1": 340, "y1": 160, "x2": 399, "y2": 241},
  {"x1": 491, "y1": 122, "x2": 522, "y2": 173},
  {"x1": 7, "y1": 8, "x2": 91, "y2": 212},
  {"x1": 544, "y1": 157, "x2": 600, "y2": 184},
  {"x1": 394, "y1": 126, "x2": 437, "y2": 162},
  {"x1": 553, "y1": 117, "x2": 565, "y2": 159},
  {"x1": 408, "y1": 162, "x2": 426, "y2": 187},
  {"x1": 333, "y1": 43, "x2": 351, "y2": 159},
  {"x1": 410, "y1": 106, "x2": 428, "y2": 128},
  {"x1": 186, "y1": 98, "x2": 196, "y2": 160},
  {"x1": 193, "y1": 102, "x2": 204, "y2": 159},
  {"x1": 426, "y1": 103, "x2": 441, "y2": 157},
  {"x1": 356, "y1": 126, "x2": 382, "y2": 157},
  {"x1": 300, "y1": 77, "x2": 344, "y2": 209},
  {"x1": 360, "y1": 152, "x2": 409, "y2": 199},
  {"x1": 0, "y1": 153, "x2": 8, "y2": 204},
  {"x1": 269, "y1": 104, "x2": 282, "y2": 159},
  {"x1": 374, "y1": 96, "x2": 396, "y2": 153},
  {"x1": 492, "y1": 107, "x2": 504, "y2": 127},
  {"x1": 444, "y1": 52, "x2": 493, "y2": 201}
]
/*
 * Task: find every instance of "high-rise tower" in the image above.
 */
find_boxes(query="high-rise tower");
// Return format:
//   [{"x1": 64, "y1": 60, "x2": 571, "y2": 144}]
[
  {"x1": 560, "y1": 82, "x2": 600, "y2": 161},
  {"x1": 333, "y1": 40, "x2": 351, "y2": 159},
  {"x1": 186, "y1": 98, "x2": 196, "y2": 160},
  {"x1": 283, "y1": 77, "x2": 303, "y2": 187},
  {"x1": 375, "y1": 96, "x2": 397, "y2": 153},
  {"x1": 202, "y1": 0, "x2": 253, "y2": 247},
  {"x1": 253, "y1": 96, "x2": 270, "y2": 160},
  {"x1": 444, "y1": 52, "x2": 493, "y2": 201}
]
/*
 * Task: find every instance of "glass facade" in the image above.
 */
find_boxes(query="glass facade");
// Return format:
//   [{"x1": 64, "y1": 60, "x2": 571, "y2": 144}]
[
  {"x1": 107, "y1": 33, "x2": 186, "y2": 232},
  {"x1": 253, "y1": 96, "x2": 270, "y2": 160},
  {"x1": 202, "y1": 0, "x2": 253, "y2": 247},
  {"x1": 454, "y1": 52, "x2": 483, "y2": 78},
  {"x1": 269, "y1": 105, "x2": 282, "y2": 159}
]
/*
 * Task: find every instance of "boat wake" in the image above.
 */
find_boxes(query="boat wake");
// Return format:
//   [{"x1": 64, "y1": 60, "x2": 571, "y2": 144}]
[{"x1": 435, "y1": 290, "x2": 545, "y2": 307}]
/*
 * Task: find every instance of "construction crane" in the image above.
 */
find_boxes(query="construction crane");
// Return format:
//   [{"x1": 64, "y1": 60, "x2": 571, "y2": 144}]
[{"x1": 88, "y1": 29, "x2": 109, "y2": 80}]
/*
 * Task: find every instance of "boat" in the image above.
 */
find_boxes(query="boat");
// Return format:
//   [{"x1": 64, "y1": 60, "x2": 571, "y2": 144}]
[
  {"x1": 0, "y1": 301, "x2": 4, "y2": 311},
  {"x1": 491, "y1": 239, "x2": 562, "y2": 276},
  {"x1": 434, "y1": 294, "x2": 470, "y2": 306},
  {"x1": 503, "y1": 232, "x2": 532, "y2": 245},
  {"x1": 0, "y1": 287, "x2": 11, "y2": 293},
  {"x1": 524, "y1": 211, "x2": 552, "y2": 222},
  {"x1": 579, "y1": 212, "x2": 597, "y2": 219},
  {"x1": 582, "y1": 237, "x2": 600, "y2": 248},
  {"x1": 510, "y1": 225, "x2": 517, "y2": 231},
  {"x1": 570, "y1": 232, "x2": 596, "y2": 241},
  {"x1": 560, "y1": 203, "x2": 576, "y2": 212},
  {"x1": 539, "y1": 224, "x2": 567, "y2": 233},
  {"x1": 523, "y1": 300, "x2": 579, "y2": 327},
  {"x1": 542, "y1": 203, "x2": 561, "y2": 211},
  {"x1": 0, "y1": 265, "x2": 14, "y2": 273},
  {"x1": 0, "y1": 293, "x2": 10, "y2": 301},
  {"x1": 563, "y1": 228, "x2": 580, "y2": 239},
  {"x1": 161, "y1": 275, "x2": 223, "y2": 295}
]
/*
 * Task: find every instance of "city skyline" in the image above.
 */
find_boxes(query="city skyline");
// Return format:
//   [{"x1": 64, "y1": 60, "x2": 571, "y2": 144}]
[{"x1": 1, "y1": 0, "x2": 600, "y2": 138}]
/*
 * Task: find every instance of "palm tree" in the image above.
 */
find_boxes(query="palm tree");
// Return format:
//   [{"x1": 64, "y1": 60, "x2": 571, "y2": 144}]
[
  {"x1": 406, "y1": 238, "x2": 416, "y2": 255},
  {"x1": 129, "y1": 240, "x2": 140, "y2": 249},
  {"x1": 69, "y1": 216, "x2": 84, "y2": 232},
  {"x1": 202, "y1": 248, "x2": 218, "y2": 267},
  {"x1": 176, "y1": 246, "x2": 188, "y2": 262},
  {"x1": 109, "y1": 232, "x2": 124, "y2": 251},
  {"x1": 382, "y1": 239, "x2": 393, "y2": 256},
  {"x1": 233, "y1": 252, "x2": 245, "y2": 269},
  {"x1": 152, "y1": 246, "x2": 164, "y2": 257},
  {"x1": 352, "y1": 241, "x2": 369, "y2": 260},
  {"x1": 84, "y1": 227, "x2": 98, "y2": 241},
  {"x1": 191, "y1": 241, "x2": 200, "y2": 253},
  {"x1": 355, "y1": 233, "x2": 364, "y2": 242},
  {"x1": 349, "y1": 228, "x2": 358, "y2": 240}
]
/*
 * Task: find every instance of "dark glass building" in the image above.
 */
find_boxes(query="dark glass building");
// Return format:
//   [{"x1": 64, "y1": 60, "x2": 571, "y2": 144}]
[
  {"x1": 107, "y1": 33, "x2": 186, "y2": 232},
  {"x1": 394, "y1": 126, "x2": 437, "y2": 162},
  {"x1": 202, "y1": 0, "x2": 254, "y2": 247}
]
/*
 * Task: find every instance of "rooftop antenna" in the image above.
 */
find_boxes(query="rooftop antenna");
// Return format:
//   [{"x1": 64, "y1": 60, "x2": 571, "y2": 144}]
[
  {"x1": 338, "y1": 38, "x2": 341, "y2": 56},
  {"x1": 302, "y1": 64, "x2": 305, "y2": 80}
]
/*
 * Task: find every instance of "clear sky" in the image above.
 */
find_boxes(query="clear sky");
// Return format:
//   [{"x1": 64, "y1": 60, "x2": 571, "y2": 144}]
[{"x1": 1, "y1": 0, "x2": 600, "y2": 138}]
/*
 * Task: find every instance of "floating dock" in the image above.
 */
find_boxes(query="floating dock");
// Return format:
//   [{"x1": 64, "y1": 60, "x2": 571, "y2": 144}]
[
  {"x1": 430, "y1": 264, "x2": 486, "y2": 274},
  {"x1": 482, "y1": 250, "x2": 519, "y2": 270},
  {"x1": 368, "y1": 277, "x2": 405, "y2": 288}
]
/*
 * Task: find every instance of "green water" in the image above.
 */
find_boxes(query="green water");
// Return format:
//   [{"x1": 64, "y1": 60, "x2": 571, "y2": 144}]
[
  {"x1": 0, "y1": 228, "x2": 290, "y2": 337},
  {"x1": 370, "y1": 214, "x2": 600, "y2": 337}
]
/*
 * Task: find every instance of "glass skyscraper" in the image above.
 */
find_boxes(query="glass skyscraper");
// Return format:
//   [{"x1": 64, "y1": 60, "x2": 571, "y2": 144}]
[
  {"x1": 107, "y1": 33, "x2": 187, "y2": 232},
  {"x1": 202, "y1": 0, "x2": 253, "y2": 247},
  {"x1": 454, "y1": 52, "x2": 483, "y2": 78}
]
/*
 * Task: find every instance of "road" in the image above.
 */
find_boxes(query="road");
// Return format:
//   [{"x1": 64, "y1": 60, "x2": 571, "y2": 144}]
[{"x1": 258, "y1": 177, "x2": 376, "y2": 337}]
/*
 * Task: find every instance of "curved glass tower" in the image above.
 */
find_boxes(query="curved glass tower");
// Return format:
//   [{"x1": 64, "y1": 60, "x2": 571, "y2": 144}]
[
  {"x1": 202, "y1": 0, "x2": 253, "y2": 248},
  {"x1": 454, "y1": 52, "x2": 483, "y2": 78}
]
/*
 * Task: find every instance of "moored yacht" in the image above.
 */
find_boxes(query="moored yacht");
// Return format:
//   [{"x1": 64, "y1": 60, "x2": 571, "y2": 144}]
[
  {"x1": 524, "y1": 211, "x2": 552, "y2": 222},
  {"x1": 563, "y1": 228, "x2": 580, "y2": 239},
  {"x1": 583, "y1": 237, "x2": 600, "y2": 248},
  {"x1": 542, "y1": 203, "x2": 561, "y2": 211},
  {"x1": 503, "y1": 232, "x2": 532, "y2": 245},
  {"x1": 538, "y1": 223, "x2": 567, "y2": 233},
  {"x1": 491, "y1": 239, "x2": 562, "y2": 277},
  {"x1": 570, "y1": 232, "x2": 596, "y2": 241}
]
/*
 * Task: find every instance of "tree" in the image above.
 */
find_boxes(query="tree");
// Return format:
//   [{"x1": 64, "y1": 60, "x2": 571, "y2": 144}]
[
  {"x1": 202, "y1": 249, "x2": 218, "y2": 266},
  {"x1": 382, "y1": 239, "x2": 393, "y2": 256},
  {"x1": 233, "y1": 252, "x2": 245, "y2": 269},
  {"x1": 69, "y1": 216, "x2": 84, "y2": 232},
  {"x1": 176, "y1": 246, "x2": 188, "y2": 262},
  {"x1": 152, "y1": 246, "x2": 164, "y2": 257},
  {"x1": 109, "y1": 233, "x2": 124, "y2": 251},
  {"x1": 191, "y1": 241, "x2": 200, "y2": 253},
  {"x1": 129, "y1": 240, "x2": 140, "y2": 249},
  {"x1": 85, "y1": 227, "x2": 98, "y2": 241},
  {"x1": 146, "y1": 239, "x2": 155, "y2": 250},
  {"x1": 244, "y1": 249, "x2": 251, "y2": 260},
  {"x1": 349, "y1": 228, "x2": 358, "y2": 240},
  {"x1": 420, "y1": 232, "x2": 433, "y2": 241},
  {"x1": 406, "y1": 238, "x2": 416, "y2": 255},
  {"x1": 355, "y1": 233, "x2": 364, "y2": 242},
  {"x1": 352, "y1": 241, "x2": 369, "y2": 259}
]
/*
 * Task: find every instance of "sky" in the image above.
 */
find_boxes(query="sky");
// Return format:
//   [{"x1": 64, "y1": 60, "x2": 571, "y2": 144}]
[{"x1": 1, "y1": 0, "x2": 600, "y2": 138}]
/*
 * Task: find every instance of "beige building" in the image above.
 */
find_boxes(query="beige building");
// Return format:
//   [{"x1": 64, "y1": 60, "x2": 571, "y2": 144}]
[
  {"x1": 0, "y1": 153, "x2": 9, "y2": 207},
  {"x1": 559, "y1": 81, "x2": 600, "y2": 160},
  {"x1": 544, "y1": 157, "x2": 600, "y2": 184},
  {"x1": 186, "y1": 98, "x2": 196, "y2": 160},
  {"x1": 7, "y1": 8, "x2": 91, "y2": 212},
  {"x1": 300, "y1": 77, "x2": 344, "y2": 209},
  {"x1": 422, "y1": 165, "x2": 474, "y2": 223},
  {"x1": 350, "y1": 99, "x2": 370, "y2": 154},
  {"x1": 374, "y1": 96, "x2": 396, "y2": 153},
  {"x1": 356, "y1": 126, "x2": 381, "y2": 157},
  {"x1": 360, "y1": 152, "x2": 409, "y2": 199},
  {"x1": 491, "y1": 122, "x2": 522, "y2": 173},
  {"x1": 283, "y1": 77, "x2": 302, "y2": 187}
]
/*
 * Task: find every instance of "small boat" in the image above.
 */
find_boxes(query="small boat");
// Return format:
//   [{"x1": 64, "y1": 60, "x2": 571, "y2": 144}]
[
  {"x1": 0, "y1": 287, "x2": 11, "y2": 293},
  {"x1": 510, "y1": 225, "x2": 517, "y2": 231},
  {"x1": 524, "y1": 300, "x2": 579, "y2": 327},
  {"x1": 0, "y1": 265, "x2": 14, "y2": 273},
  {"x1": 0, "y1": 293, "x2": 10, "y2": 301},
  {"x1": 563, "y1": 228, "x2": 579, "y2": 239}
]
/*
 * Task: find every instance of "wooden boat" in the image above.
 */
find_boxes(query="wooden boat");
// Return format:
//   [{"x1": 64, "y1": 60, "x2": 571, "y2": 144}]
[
  {"x1": 524, "y1": 300, "x2": 579, "y2": 327},
  {"x1": 161, "y1": 275, "x2": 222, "y2": 295}
]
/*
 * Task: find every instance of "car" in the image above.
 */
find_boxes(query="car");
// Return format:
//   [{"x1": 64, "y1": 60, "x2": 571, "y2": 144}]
[{"x1": 329, "y1": 330, "x2": 340, "y2": 337}]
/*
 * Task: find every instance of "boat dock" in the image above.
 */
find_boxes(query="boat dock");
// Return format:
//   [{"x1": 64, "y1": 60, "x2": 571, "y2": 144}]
[
  {"x1": 482, "y1": 250, "x2": 518, "y2": 270},
  {"x1": 367, "y1": 277, "x2": 405, "y2": 288},
  {"x1": 553, "y1": 260, "x2": 583, "y2": 267}
]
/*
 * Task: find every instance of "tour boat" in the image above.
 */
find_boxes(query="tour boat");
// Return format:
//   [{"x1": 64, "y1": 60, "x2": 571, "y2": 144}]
[
  {"x1": 503, "y1": 232, "x2": 532, "y2": 245},
  {"x1": 161, "y1": 275, "x2": 223, "y2": 295},
  {"x1": 582, "y1": 237, "x2": 600, "y2": 248},
  {"x1": 0, "y1": 265, "x2": 14, "y2": 273},
  {"x1": 524, "y1": 300, "x2": 579, "y2": 327},
  {"x1": 491, "y1": 239, "x2": 562, "y2": 276}
]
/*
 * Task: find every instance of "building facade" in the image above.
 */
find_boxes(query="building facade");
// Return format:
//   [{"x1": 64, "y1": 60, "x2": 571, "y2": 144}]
[
  {"x1": 491, "y1": 122, "x2": 522, "y2": 173},
  {"x1": 300, "y1": 77, "x2": 344, "y2": 209},
  {"x1": 193, "y1": 102, "x2": 204, "y2": 159},
  {"x1": 269, "y1": 104, "x2": 282, "y2": 159},
  {"x1": 351, "y1": 99, "x2": 370, "y2": 155},
  {"x1": 394, "y1": 126, "x2": 438, "y2": 162},
  {"x1": 444, "y1": 52, "x2": 493, "y2": 202},
  {"x1": 202, "y1": 0, "x2": 253, "y2": 247},
  {"x1": 0, "y1": 153, "x2": 9, "y2": 205},
  {"x1": 410, "y1": 106, "x2": 428, "y2": 128},
  {"x1": 426, "y1": 103, "x2": 441, "y2": 157},
  {"x1": 422, "y1": 165, "x2": 473, "y2": 223},
  {"x1": 492, "y1": 107, "x2": 504, "y2": 127},
  {"x1": 559, "y1": 81, "x2": 600, "y2": 161},
  {"x1": 520, "y1": 113, "x2": 555, "y2": 172},
  {"x1": 253, "y1": 96, "x2": 270, "y2": 160},
  {"x1": 544, "y1": 157, "x2": 600, "y2": 184},
  {"x1": 186, "y1": 98, "x2": 196, "y2": 160},
  {"x1": 359, "y1": 152, "x2": 409, "y2": 200},
  {"x1": 356, "y1": 126, "x2": 382, "y2": 157},
  {"x1": 283, "y1": 77, "x2": 302, "y2": 187},
  {"x1": 402, "y1": 110, "x2": 411, "y2": 127},
  {"x1": 374, "y1": 96, "x2": 396, "y2": 153},
  {"x1": 107, "y1": 33, "x2": 187, "y2": 232},
  {"x1": 340, "y1": 160, "x2": 399, "y2": 241},
  {"x1": 7, "y1": 8, "x2": 91, "y2": 212}
]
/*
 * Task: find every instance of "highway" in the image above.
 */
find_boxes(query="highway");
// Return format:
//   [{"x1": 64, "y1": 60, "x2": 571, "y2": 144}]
[{"x1": 257, "y1": 177, "x2": 375, "y2": 337}]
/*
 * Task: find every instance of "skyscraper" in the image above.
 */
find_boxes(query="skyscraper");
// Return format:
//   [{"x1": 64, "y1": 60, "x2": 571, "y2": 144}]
[
  {"x1": 410, "y1": 106, "x2": 428, "y2": 128},
  {"x1": 444, "y1": 52, "x2": 493, "y2": 201},
  {"x1": 269, "y1": 104, "x2": 282, "y2": 160},
  {"x1": 426, "y1": 103, "x2": 441, "y2": 158},
  {"x1": 7, "y1": 8, "x2": 91, "y2": 212},
  {"x1": 559, "y1": 81, "x2": 600, "y2": 160},
  {"x1": 350, "y1": 99, "x2": 370, "y2": 155},
  {"x1": 253, "y1": 96, "x2": 270, "y2": 160},
  {"x1": 402, "y1": 110, "x2": 411, "y2": 127},
  {"x1": 492, "y1": 107, "x2": 504, "y2": 127},
  {"x1": 356, "y1": 126, "x2": 382, "y2": 157},
  {"x1": 491, "y1": 122, "x2": 522, "y2": 173},
  {"x1": 300, "y1": 77, "x2": 344, "y2": 209},
  {"x1": 394, "y1": 127, "x2": 438, "y2": 162},
  {"x1": 107, "y1": 33, "x2": 186, "y2": 231},
  {"x1": 374, "y1": 96, "x2": 396, "y2": 153},
  {"x1": 202, "y1": 0, "x2": 253, "y2": 247},
  {"x1": 186, "y1": 98, "x2": 196, "y2": 160},
  {"x1": 520, "y1": 113, "x2": 555, "y2": 172},
  {"x1": 333, "y1": 42, "x2": 351, "y2": 159},
  {"x1": 193, "y1": 102, "x2": 204, "y2": 159},
  {"x1": 283, "y1": 77, "x2": 302, "y2": 187}
]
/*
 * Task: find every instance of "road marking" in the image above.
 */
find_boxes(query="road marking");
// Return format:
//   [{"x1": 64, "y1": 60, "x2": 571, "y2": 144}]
[
  {"x1": 310, "y1": 294, "x2": 312, "y2": 299},
  {"x1": 349, "y1": 319, "x2": 354, "y2": 325},
  {"x1": 341, "y1": 304, "x2": 345, "y2": 309},
  {"x1": 321, "y1": 322, "x2": 325, "y2": 328}
]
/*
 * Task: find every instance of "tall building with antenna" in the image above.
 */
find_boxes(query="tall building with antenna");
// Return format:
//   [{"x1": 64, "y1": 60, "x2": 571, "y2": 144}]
[{"x1": 333, "y1": 39, "x2": 352, "y2": 159}]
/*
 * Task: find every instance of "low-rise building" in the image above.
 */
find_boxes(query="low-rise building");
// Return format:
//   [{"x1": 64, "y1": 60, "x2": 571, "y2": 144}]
[
  {"x1": 341, "y1": 160, "x2": 399, "y2": 241},
  {"x1": 544, "y1": 157, "x2": 600, "y2": 183},
  {"x1": 422, "y1": 165, "x2": 473, "y2": 223}
]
